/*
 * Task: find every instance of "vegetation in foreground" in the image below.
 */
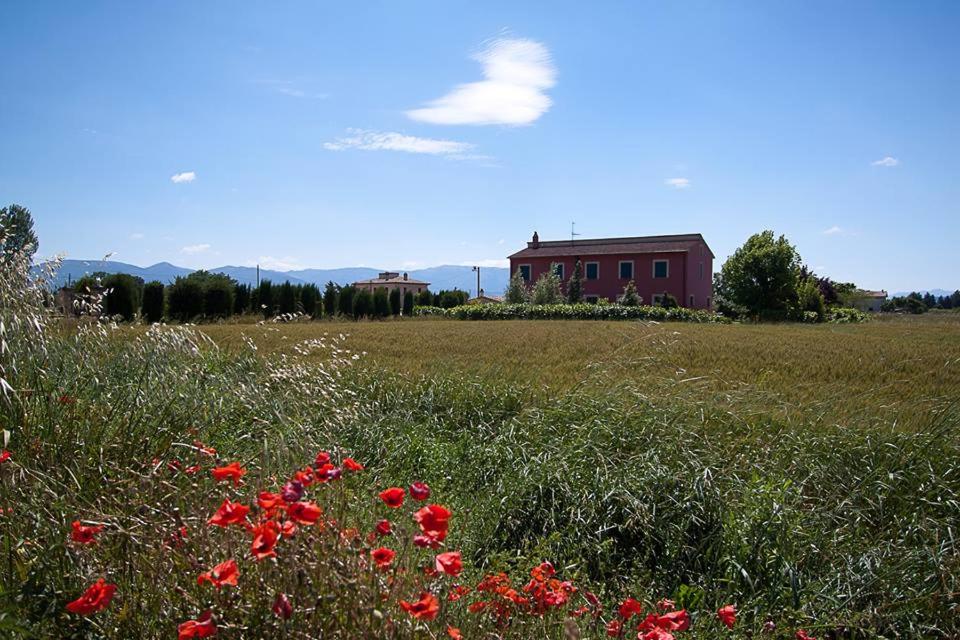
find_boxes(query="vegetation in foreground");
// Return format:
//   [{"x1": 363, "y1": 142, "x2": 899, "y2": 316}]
[{"x1": 3, "y1": 222, "x2": 960, "y2": 638}]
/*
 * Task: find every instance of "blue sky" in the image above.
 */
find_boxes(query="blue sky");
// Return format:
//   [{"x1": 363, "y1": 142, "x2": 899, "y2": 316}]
[{"x1": 1, "y1": 1, "x2": 957, "y2": 291}]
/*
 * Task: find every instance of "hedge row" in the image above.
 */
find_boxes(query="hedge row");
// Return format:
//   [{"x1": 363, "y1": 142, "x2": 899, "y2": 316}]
[{"x1": 413, "y1": 303, "x2": 733, "y2": 323}]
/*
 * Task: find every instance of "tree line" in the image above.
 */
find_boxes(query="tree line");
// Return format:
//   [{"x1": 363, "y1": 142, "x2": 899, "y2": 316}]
[
  {"x1": 883, "y1": 290, "x2": 960, "y2": 314},
  {"x1": 69, "y1": 270, "x2": 468, "y2": 322}
]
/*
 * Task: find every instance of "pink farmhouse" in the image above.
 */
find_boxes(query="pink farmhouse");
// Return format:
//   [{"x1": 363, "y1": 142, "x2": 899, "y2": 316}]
[{"x1": 508, "y1": 232, "x2": 714, "y2": 309}]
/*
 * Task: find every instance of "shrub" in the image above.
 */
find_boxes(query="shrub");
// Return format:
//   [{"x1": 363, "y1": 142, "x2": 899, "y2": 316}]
[
  {"x1": 530, "y1": 266, "x2": 563, "y2": 305},
  {"x1": 617, "y1": 280, "x2": 642, "y2": 306},
  {"x1": 417, "y1": 303, "x2": 731, "y2": 323}
]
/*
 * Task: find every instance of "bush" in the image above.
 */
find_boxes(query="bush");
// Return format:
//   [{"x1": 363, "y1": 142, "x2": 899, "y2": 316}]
[
  {"x1": 416, "y1": 303, "x2": 731, "y2": 323},
  {"x1": 141, "y1": 281, "x2": 165, "y2": 323},
  {"x1": 530, "y1": 266, "x2": 563, "y2": 305},
  {"x1": 827, "y1": 307, "x2": 869, "y2": 323},
  {"x1": 617, "y1": 280, "x2": 642, "y2": 306}
]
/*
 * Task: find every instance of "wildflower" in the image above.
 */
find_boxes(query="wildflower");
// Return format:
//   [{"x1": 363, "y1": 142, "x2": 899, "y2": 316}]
[
  {"x1": 286, "y1": 501, "x2": 323, "y2": 525},
  {"x1": 640, "y1": 629, "x2": 675, "y2": 640},
  {"x1": 796, "y1": 632, "x2": 816, "y2": 640},
  {"x1": 371, "y1": 547, "x2": 396, "y2": 570},
  {"x1": 530, "y1": 561, "x2": 555, "y2": 581},
  {"x1": 281, "y1": 520, "x2": 298, "y2": 538},
  {"x1": 379, "y1": 487, "x2": 405, "y2": 508},
  {"x1": 656, "y1": 598, "x2": 675, "y2": 611},
  {"x1": 584, "y1": 591, "x2": 602, "y2": 608},
  {"x1": 605, "y1": 618, "x2": 622, "y2": 636},
  {"x1": 281, "y1": 480, "x2": 304, "y2": 503},
  {"x1": 293, "y1": 466, "x2": 314, "y2": 486},
  {"x1": 414, "y1": 504, "x2": 451, "y2": 542},
  {"x1": 211, "y1": 462, "x2": 246, "y2": 486},
  {"x1": 192, "y1": 441, "x2": 217, "y2": 457},
  {"x1": 257, "y1": 491, "x2": 285, "y2": 513},
  {"x1": 413, "y1": 533, "x2": 441, "y2": 549},
  {"x1": 272, "y1": 592, "x2": 293, "y2": 620},
  {"x1": 314, "y1": 451, "x2": 331, "y2": 468},
  {"x1": 197, "y1": 559, "x2": 239, "y2": 589},
  {"x1": 717, "y1": 604, "x2": 736, "y2": 629},
  {"x1": 70, "y1": 520, "x2": 104, "y2": 544},
  {"x1": 656, "y1": 610, "x2": 690, "y2": 631},
  {"x1": 618, "y1": 597, "x2": 643, "y2": 619},
  {"x1": 343, "y1": 457, "x2": 364, "y2": 471},
  {"x1": 448, "y1": 584, "x2": 471, "y2": 601},
  {"x1": 178, "y1": 610, "x2": 217, "y2": 639},
  {"x1": 447, "y1": 626, "x2": 463, "y2": 640},
  {"x1": 409, "y1": 481, "x2": 431, "y2": 500},
  {"x1": 0, "y1": 450, "x2": 11, "y2": 463},
  {"x1": 207, "y1": 499, "x2": 250, "y2": 527},
  {"x1": 184, "y1": 464, "x2": 201, "y2": 474},
  {"x1": 435, "y1": 551, "x2": 463, "y2": 577},
  {"x1": 399, "y1": 591, "x2": 440, "y2": 621},
  {"x1": 763, "y1": 619, "x2": 777, "y2": 633},
  {"x1": 375, "y1": 519, "x2": 392, "y2": 536},
  {"x1": 315, "y1": 463, "x2": 342, "y2": 482},
  {"x1": 65, "y1": 578, "x2": 116, "y2": 615},
  {"x1": 251, "y1": 520, "x2": 280, "y2": 560}
]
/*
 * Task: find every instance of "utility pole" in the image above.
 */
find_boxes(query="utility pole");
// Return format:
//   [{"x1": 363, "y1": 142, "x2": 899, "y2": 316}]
[
  {"x1": 571, "y1": 221, "x2": 581, "y2": 245},
  {"x1": 472, "y1": 265, "x2": 481, "y2": 299},
  {"x1": 256, "y1": 264, "x2": 260, "y2": 288}
]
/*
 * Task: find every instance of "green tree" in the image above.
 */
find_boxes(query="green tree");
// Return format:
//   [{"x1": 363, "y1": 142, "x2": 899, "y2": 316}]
[
  {"x1": 504, "y1": 270, "x2": 528, "y2": 304},
  {"x1": 794, "y1": 277, "x2": 826, "y2": 321},
  {"x1": 530, "y1": 265, "x2": 563, "y2": 305},
  {"x1": 323, "y1": 281, "x2": 339, "y2": 317},
  {"x1": 301, "y1": 284, "x2": 320, "y2": 318},
  {"x1": 102, "y1": 273, "x2": 144, "y2": 321},
  {"x1": 256, "y1": 280, "x2": 275, "y2": 318},
  {"x1": 373, "y1": 288, "x2": 391, "y2": 318},
  {"x1": 167, "y1": 276, "x2": 204, "y2": 322},
  {"x1": 233, "y1": 284, "x2": 251, "y2": 315},
  {"x1": 389, "y1": 288, "x2": 401, "y2": 316},
  {"x1": 402, "y1": 290, "x2": 414, "y2": 316},
  {"x1": 338, "y1": 285, "x2": 356, "y2": 318},
  {"x1": 0, "y1": 204, "x2": 38, "y2": 258},
  {"x1": 438, "y1": 289, "x2": 469, "y2": 308},
  {"x1": 417, "y1": 289, "x2": 433, "y2": 306},
  {"x1": 617, "y1": 280, "x2": 642, "y2": 306},
  {"x1": 277, "y1": 281, "x2": 297, "y2": 315},
  {"x1": 353, "y1": 289, "x2": 373, "y2": 318},
  {"x1": 141, "y1": 281, "x2": 165, "y2": 323},
  {"x1": 203, "y1": 277, "x2": 235, "y2": 319},
  {"x1": 721, "y1": 230, "x2": 801, "y2": 317},
  {"x1": 567, "y1": 260, "x2": 583, "y2": 303}
]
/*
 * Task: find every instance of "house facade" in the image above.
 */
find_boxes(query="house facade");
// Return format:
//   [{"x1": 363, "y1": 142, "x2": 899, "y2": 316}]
[
  {"x1": 508, "y1": 232, "x2": 714, "y2": 309},
  {"x1": 352, "y1": 272, "x2": 429, "y2": 298},
  {"x1": 852, "y1": 290, "x2": 887, "y2": 312}
]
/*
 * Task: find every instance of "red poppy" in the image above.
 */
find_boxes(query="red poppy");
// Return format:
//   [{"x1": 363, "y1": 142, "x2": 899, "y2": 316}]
[
  {"x1": 70, "y1": 520, "x2": 104, "y2": 544},
  {"x1": 435, "y1": 551, "x2": 463, "y2": 577},
  {"x1": 413, "y1": 504, "x2": 451, "y2": 542},
  {"x1": 281, "y1": 520, "x2": 298, "y2": 538},
  {"x1": 399, "y1": 592, "x2": 440, "y2": 621},
  {"x1": 796, "y1": 632, "x2": 816, "y2": 640},
  {"x1": 286, "y1": 501, "x2": 323, "y2": 525},
  {"x1": 447, "y1": 626, "x2": 462, "y2": 640},
  {"x1": 178, "y1": 610, "x2": 217, "y2": 639},
  {"x1": 371, "y1": 547, "x2": 396, "y2": 570},
  {"x1": 65, "y1": 578, "x2": 116, "y2": 615},
  {"x1": 717, "y1": 604, "x2": 736, "y2": 629},
  {"x1": 207, "y1": 499, "x2": 250, "y2": 527},
  {"x1": 315, "y1": 463, "x2": 342, "y2": 482},
  {"x1": 409, "y1": 481, "x2": 431, "y2": 500},
  {"x1": 605, "y1": 618, "x2": 622, "y2": 636},
  {"x1": 0, "y1": 450, "x2": 11, "y2": 463},
  {"x1": 379, "y1": 487, "x2": 405, "y2": 508},
  {"x1": 184, "y1": 464, "x2": 201, "y2": 475},
  {"x1": 618, "y1": 597, "x2": 642, "y2": 619},
  {"x1": 656, "y1": 610, "x2": 690, "y2": 631},
  {"x1": 197, "y1": 559, "x2": 239, "y2": 589},
  {"x1": 343, "y1": 457, "x2": 364, "y2": 471},
  {"x1": 210, "y1": 461, "x2": 246, "y2": 486},
  {"x1": 656, "y1": 598, "x2": 675, "y2": 611},
  {"x1": 192, "y1": 441, "x2": 217, "y2": 457},
  {"x1": 640, "y1": 629, "x2": 675, "y2": 640},
  {"x1": 293, "y1": 466, "x2": 314, "y2": 486},
  {"x1": 257, "y1": 491, "x2": 285, "y2": 513},
  {"x1": 584, "y1": 591, "x2": 601, "y2": 608},
  {"x1": 413, "y1": 533, "x2": 441, "y2": 549},
  {"x1": 375, "y1": 519, "x2": 392, "y2": 536},
  {"x1": 251, "y1": 520, "x2": 280, "y2": 560},
  {"x1": 272, "y1": 592, "x2": 293, "y2": 619},
  {"x1": 314, "y1": 451, "x2": 331, "y2": 468},
  {"x1": 448, "y1": 584, "x2": 471, "y2": 601}
]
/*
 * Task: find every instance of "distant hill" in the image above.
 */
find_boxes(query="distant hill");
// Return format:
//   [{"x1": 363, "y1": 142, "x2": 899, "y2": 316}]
[
  {"x1": 892, "y1": 289, "x2": 955, "y2": 298},
  {"x1": 38, "y1": 260, "x2": 510, "y2": 295}
]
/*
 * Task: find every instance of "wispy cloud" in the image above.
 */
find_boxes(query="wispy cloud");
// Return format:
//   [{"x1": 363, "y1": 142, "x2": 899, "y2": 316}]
[
  {"x1": 407, "y1": 37, "x2": 556, "y2": 126},
  {"x1": 871, "y1": 156, "x2": 899, "y2": 167},
  {"x1": 822, "y1": 225, "x2": 844, "y2": 236},
  {"x1": 324, "y1": 129, "x2": 476, "y2": 157},
  {"x1": 181, "y1": 243, "x2": 211, "y2": 255},
  {"x1": 665, "y1": 177, "x2": 691, "y2": 189},
  {"x1": 250, "y1": 256, "x2": 304, "y2": 271},
  {"x1": 171, "y1": 171, "x2": 196, "y2": 183}
]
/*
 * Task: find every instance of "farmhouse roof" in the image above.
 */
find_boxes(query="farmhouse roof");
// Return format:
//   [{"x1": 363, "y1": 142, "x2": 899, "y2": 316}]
[
  {"x1": 860, "y1": 290, "x2": 888, "y2": 298},
  {"x1": 508, "y1": 233, "x2": 714, "y2": 259},
  {"x1": 353, "y1": 271, "x2": 430, "y2": 286}
]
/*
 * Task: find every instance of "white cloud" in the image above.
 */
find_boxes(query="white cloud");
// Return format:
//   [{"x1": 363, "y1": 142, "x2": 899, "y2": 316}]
[
  {"x1": 324, "y1": 129, "x2": 475, "y2": 156},
  {"x1": 181, "y1": 243, "x2": 211, "y2": 255},
  {"x1": 407, "y1": 37, "x2": 556, "y2": 126},
  {"x1": 822, "y1": 225, "x2": 844, "y2": 236},
  {"x1": 871, "y1": 156, "x2": 899, "y2": 167},
  {"x1": 250, "y1": 256, "x2": 304, "y2": 271},
  {"x1": 460, "y1": 259, "x2": 510, "y2": 268},
  {"x1": 665, "y1": 178, "x2": 691, "y2": 189},
  {"x1": 129, "y1": 232, "x2": 145, "y2": 240},
  {"x1": 171, "y1": 171, "x2": 196, "y2": 183}
]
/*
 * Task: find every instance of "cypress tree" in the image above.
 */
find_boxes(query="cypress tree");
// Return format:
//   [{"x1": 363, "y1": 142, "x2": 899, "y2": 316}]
[
  {"x1": 402, "y1": 291, "x2": 414, "y2": 316},
  {"x1": 141, "y1": 281, "x2": 165, "y2": 323},
  {"x1": 338, "y1": 285, "x2": 356, "y2": 318},
  {"x1": 353, "y1": 288, "x2": 373, "y2": 318},
  {"x1": 567, "y1": 260, "x2": 583, "y2": 303},
  {"x1": 389, "y1": 288, "x2": 401, "y2": 316},
  {"x1": 323, "y1": 281, "x2": 339, "y2": 317},
  {"x1": 373, "y1": 288, "x2": 390, "y2": 318}
]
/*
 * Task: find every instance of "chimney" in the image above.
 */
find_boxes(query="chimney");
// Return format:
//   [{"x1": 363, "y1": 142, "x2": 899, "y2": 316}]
[
  {"x1": 403, "y1": 272, "x2": 408, "y2": 280},
  {"x1": 530, "y1": 231, "x2": 540, "y2": 249}
]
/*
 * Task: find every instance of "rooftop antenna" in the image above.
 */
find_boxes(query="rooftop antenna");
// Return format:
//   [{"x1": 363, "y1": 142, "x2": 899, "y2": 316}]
[{"x1": 570, "y1": 221, "x2": 581, "y2": 245}]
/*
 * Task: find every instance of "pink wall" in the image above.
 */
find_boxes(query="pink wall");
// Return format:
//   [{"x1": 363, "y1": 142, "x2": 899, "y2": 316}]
[{"x1": 510, "y1": 242, "x2": 713, "y2": 309}]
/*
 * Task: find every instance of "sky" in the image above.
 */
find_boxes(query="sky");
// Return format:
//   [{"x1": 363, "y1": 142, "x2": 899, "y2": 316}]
[{"x1": 1, "y1": 1, "x2": 958, "y2": 291}]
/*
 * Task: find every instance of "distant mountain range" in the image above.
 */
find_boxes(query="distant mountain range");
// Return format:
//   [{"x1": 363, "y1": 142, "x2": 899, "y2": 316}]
[
  {"x1": 892, "y1": 289, "x2": 956, "y2": 298},
  {"x1": 37, "y1": 259, "x2": 510, "y2": 296}
]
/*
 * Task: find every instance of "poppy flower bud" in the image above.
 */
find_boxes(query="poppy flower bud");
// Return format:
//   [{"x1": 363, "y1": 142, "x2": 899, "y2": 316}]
[
  {"x1": 281, "y1": 480, "x2": 304, "y2": 503},
  {"x1": 272, "y1": 592, "x2": 293, "y2": 620},
  {"x1": 409, "y1": 482, "x2": 431, "y2": 501}
]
